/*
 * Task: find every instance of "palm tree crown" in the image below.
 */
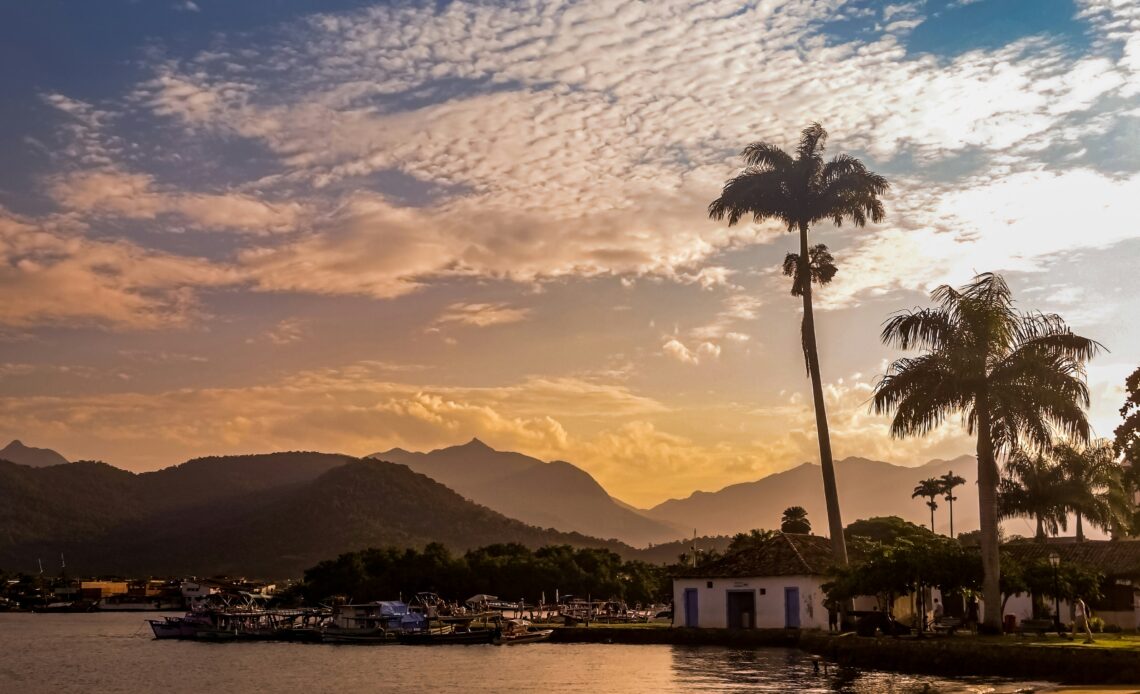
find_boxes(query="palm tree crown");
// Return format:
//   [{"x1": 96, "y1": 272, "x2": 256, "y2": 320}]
[
  {"x1": 871, "y1": 272, "x2": 1101, "y2": 631},
  {"x1": 998, "y1": 450, "x2": 1069, "y2": 540},
  {"x1": 707, "y1": 123, "x2": 888, "y2": 231},
  {"x1": 709, "y1": 123, "x2": 889, "y2": 568},
  {"x1": 1056, "y1": 439, "x2": 1134, "y2": 540}
]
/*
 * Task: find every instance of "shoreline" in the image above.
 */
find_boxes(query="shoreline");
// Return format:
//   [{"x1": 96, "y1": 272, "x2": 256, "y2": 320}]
[{"x1": 551, "y1": 626, "x2": 1140, "y2": 685}]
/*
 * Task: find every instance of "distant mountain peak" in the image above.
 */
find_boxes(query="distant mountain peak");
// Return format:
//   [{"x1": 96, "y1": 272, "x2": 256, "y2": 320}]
[
  {"x1": 0, "y1": 440, "x2": 69, "y2": 467},
  {"x1": 461, "y1": 437, "x2": 492, "y2": 450}
]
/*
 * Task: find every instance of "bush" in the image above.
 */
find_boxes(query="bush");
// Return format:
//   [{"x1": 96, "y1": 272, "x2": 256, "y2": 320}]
[
  {"x1": 1104, "y1": 623, "x2": 1122, "y2": 633},
  {"x1": 1088, "y1": 616, "x2": 1105, "y2": 633}
]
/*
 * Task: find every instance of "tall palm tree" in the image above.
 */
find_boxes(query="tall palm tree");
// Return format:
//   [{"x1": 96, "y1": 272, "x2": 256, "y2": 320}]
[
  {"x1": 709, "y1": 124, "x2": 889, "y2": 565},
  {"x1": 871, "y1": 272, "x2": 1100, "y2": 631},
  {"x1": 1056, "y1": 439, "x2": 1133, "y2": 540},
  {"x1": 912, "y1": 478, "x2": 942, "y2": 532},
  {"x1": 998, "y1": 450, "x2": 1069, "y2": 540},
  {"x1": 939, "y1": 471, "x2": 966, "y2": 537}
]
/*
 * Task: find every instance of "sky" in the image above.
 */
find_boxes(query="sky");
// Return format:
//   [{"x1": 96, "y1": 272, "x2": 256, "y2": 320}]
[{"x1": 1, "y1": 0, "x2": 1138, "y2": 508}]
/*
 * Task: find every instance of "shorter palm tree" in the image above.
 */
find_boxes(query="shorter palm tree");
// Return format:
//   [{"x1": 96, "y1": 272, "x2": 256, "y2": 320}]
[
  {"x1": 912, "y1": 479, "x2": 942, "y2": 532},
  {"x1": 939, "y1": 471, "x2": 967, "y2": 537},
  {"x1": 1056, "y1": 439, "x2": 1134, "y2": 540},
  {"x1": 998, "y1": 451, "x2": 1068, "y2": 541},
  {"x1": 781, "y1": 506, "x2": 812, "y2": 533}
]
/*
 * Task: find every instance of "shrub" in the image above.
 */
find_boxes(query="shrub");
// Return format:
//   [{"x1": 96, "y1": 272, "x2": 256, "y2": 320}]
[
  {"x1": 1088, "y1": 616, "x2": 1105, "y2": 633},
  {"x1": 1103, "y1": 623, "x2": 1122, "y2": 633}
]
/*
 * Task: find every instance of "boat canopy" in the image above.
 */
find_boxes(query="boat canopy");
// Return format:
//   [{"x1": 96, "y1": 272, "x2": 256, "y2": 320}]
[
  {"x1": 465, "y1": 594, "x2": 498, "y2": 605},
  {"x1": 375, "y1": 600, "x2": 409, "y2": 616}
]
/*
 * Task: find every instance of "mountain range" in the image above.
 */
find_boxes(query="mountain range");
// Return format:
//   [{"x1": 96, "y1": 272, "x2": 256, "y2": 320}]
[
  {"x1": 370, "y1": 439, "x2": 684, "y2": 546},
  {"x1": 0, "y1": 452, "x2": 629, "y2": 577},
  {"x1": 0, "y1": 437, "x2": 1001, "y2": 577}
]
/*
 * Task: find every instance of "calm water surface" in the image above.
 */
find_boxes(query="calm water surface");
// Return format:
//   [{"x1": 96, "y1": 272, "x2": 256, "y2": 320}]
[{"x1": 0, "y1": 613, "x2": 1052, "y2": 693}]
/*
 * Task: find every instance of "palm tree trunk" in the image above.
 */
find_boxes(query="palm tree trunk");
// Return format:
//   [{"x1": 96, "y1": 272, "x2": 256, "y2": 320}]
[
  {"x1": 976, "y1": 402, "x2": 1002, "y2": 633},
  {"x1": 798, "y1": 222, "x2": 848, "y2": 566},
  {"x1": 1076, "y1": 513, "x2": 1084, "y2": 542},
  {"x1": 949, "y1": 496, "x2": 955, "y2": 538},
  {"x1": 930, "y1": 502, "x2": 935, "y2": 532}
]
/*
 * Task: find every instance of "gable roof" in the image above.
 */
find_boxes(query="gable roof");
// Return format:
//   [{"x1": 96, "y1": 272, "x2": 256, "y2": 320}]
[
  {"x1": 676, "y1": 533, "x2": 835, "y2": 578},
  {"x1": 1002, "y1": 540, "x2": 1140, "y2": 579}
]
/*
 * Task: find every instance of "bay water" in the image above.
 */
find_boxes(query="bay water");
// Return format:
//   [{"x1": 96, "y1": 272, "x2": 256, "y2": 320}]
[{"x1": 0, "y1": 613, "x2": 1052, "y2": 693}]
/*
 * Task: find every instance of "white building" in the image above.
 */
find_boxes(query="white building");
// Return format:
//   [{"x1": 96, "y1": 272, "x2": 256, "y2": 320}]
[
  {"x1": 672, "y1": 533, "x2": 833, "y2": 629},
  {"x1": 1002, "y1": 540, "x2": 1140, "y2": 631}
]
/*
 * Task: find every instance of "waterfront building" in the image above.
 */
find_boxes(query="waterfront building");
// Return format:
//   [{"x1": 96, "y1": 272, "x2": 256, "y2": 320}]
[
  {"x1": 671, "y1": 533, "x2": 832, "y2": 629},
  {"x1": 1001, "y1": 539, "x2": 1140, "y2": 630}
]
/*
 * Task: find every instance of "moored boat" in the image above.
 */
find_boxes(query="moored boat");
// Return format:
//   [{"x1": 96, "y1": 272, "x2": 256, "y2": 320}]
[{"x1": 498, "y1": 618, "x2": 553, "y2": 645}]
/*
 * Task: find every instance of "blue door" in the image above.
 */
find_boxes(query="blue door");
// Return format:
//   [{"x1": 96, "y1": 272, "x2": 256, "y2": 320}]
[
  {"x1": 784, "y1": 587, "x2": 800, "y2": 628},
  {"x1": 684, "y1": 588, "x2": 698, "y2": 627}
]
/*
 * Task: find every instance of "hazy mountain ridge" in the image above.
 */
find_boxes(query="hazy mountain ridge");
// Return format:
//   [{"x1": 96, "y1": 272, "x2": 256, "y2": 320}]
[
  {"x1": 370, "y1": 439, "x2": 684, "y2": 546},
  {"x1": 645, "y1": 454, "x2": 980, "y2": 537},
  {"x1": 0, "y1": 440, "x2": 69, "y2": 468}
]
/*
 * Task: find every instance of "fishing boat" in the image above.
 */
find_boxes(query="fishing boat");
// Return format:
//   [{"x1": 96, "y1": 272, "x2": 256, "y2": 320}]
[{"x1": 320, "y1": 601, "x2": 422, "y2": 644}]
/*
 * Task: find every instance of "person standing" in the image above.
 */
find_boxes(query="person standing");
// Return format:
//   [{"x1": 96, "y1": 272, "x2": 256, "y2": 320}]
[{"x1": 826, "y1": 599, "x2": 838, "y2": 633}]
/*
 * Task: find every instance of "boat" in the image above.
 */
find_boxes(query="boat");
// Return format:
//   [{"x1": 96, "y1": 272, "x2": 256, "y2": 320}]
[
  {"x1": 397, "y1": 626, "x2": 501, "y2": 645},
  {"x1": 32, "y1": 600, "x2": 97, "y2": 613},
  {"x1": 320, "y1": 601, "x2": 421, "y2": 644},
  {"x1": 498, "y1": 618, "x2": 553, "y2": 645}
]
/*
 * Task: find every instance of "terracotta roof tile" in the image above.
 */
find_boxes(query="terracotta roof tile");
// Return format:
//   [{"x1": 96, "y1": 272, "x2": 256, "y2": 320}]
[
  {"x1": 676, "y1": 533, "x2": 835, "y2": 578},
  {"x1": 1003, "y1": 540, "x2": 1140, "y2": 579}
]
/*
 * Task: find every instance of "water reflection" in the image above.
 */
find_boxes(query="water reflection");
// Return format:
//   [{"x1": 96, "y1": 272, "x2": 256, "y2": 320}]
[{"x1": 669, "y1": 645, "x2": 1045, "y2": 693}]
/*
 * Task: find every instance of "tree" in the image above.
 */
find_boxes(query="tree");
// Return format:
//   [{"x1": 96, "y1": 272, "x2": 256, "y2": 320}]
[
  {"x1": 998, "y1": 450, "x2": 1069, "y2": 541},
  {"x1": 871, "y1": 272, "x2": 1101, "y2": 631},
  {"x1": 781, "y1": 506, "x2": 811, "y2": 534},
  {"x1": 1114, "y1": 367, "x2": 1140, "y2": 535},
  {"x1": 939, "y1": 471, "x2": 967, "y2": 538},
  {"x1": 709, "y1": 123, "x2": 889, "y2": 566},
  {"x1": 727, "y1": 528, "x2": 777, "y2": 554},
  {"x1": 1056, "y1": 439, "x2": 1134, "y2": 540},
  {"x1": 912, "y1": 478, "x2": 943, "y2": 532},
  {"x1": 1116, "y1": 367, "x2": 1140, "y2": 467}
]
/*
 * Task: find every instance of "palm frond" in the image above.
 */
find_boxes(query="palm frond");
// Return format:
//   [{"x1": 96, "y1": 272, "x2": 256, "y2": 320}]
[
  {"x1": 797, "y1": 122, "x2": 828, "y2": 161},
  {"x1": 741, "y1": 142, "x2": 794, "y2": 170},
  {"x1": 880, "y1": 308, "x2": 952, "y2": 351},
  {"x1": 707, "y1": 169, "x2": 793, "y2": 227}
]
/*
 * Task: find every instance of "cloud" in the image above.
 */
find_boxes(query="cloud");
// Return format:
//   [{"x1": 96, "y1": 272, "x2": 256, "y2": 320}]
[
  {"x1": 0, "y1": 208, "x2": 235, "y2": 328},
  {"x1": 265, "y1": 318, "x2": 306, "y2": 345},
  {"x1": 50, "y1": 169, "x2": 305, "y2": 234},
  {"x1": 663, "y1": 338, "x2": 720, "y2": 365},
  {"x1": 433, "y1": 302, "x2": 530, "y2": 328},
  {"x1": 819, "y1": 169, "x2": 1140, "y2": 309},
  {"x1": 101, "y1": 0, "x2": 1134, "y2": 312}
]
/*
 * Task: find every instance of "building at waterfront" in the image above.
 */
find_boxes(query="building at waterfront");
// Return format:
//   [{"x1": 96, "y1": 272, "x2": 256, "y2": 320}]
[{"x1": 671, "y1": 533, "x2": 832, "y2": 629}]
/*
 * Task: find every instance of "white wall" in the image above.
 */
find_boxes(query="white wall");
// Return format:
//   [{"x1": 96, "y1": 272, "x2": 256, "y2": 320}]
[{"x1": 672, "y1": 576, "x2": 827, "y2": 629}]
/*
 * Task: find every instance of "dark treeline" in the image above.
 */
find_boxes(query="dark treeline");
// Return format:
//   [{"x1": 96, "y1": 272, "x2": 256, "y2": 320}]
[{"x1": 299, "y1": 542, "x2": 671, "y2": 605}]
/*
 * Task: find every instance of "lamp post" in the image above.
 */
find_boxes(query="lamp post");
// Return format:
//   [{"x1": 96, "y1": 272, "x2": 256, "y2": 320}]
[{"x1": 1048, "y1": 551, "x2": 1062, "y2": 636}]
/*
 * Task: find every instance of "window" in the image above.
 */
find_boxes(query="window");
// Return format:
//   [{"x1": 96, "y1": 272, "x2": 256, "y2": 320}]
[{"x1": 706, "y1": 581, "x2": 713, "y2": 589}]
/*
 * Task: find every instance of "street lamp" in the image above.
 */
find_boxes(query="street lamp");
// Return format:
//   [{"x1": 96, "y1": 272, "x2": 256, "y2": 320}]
[{"x1": 1048, "y1": 552, "x2": 1062, "y2": 636}]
